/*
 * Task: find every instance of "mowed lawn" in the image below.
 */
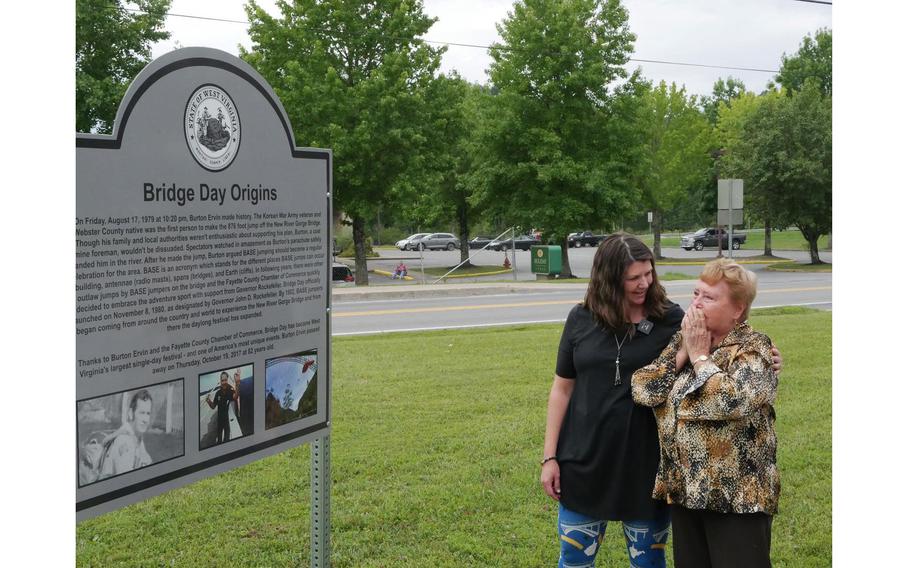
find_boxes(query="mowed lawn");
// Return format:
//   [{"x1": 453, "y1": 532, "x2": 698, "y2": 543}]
[
  {"x1": 76, "y1": 308, "x2": 831, "y2": 567},
  {"x1": 642, "y1": 229, "x2": 830, "y2": 252}
]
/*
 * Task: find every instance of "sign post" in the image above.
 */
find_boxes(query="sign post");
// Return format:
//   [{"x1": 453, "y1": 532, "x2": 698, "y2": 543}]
[
  {"x1": 75, "y1": 47, "x2": 333, "y2": 557},
  {"x1": 717, "y1": 179, "x2": 743, "y2": 259}
]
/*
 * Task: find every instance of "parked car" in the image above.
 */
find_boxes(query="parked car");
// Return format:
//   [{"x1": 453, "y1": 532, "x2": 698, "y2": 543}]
[
  {"x1": 680, "y1": 228, "x2": 747, "y2": 251},
  {"x1": 396, "y1": 233, "x2": 429, "y2": 251},
  {"x1": 490, "y1": 233, "x2": 541, "y2": 251},
  {"x1": 468, "y1": 236, "x2": 495, "y2": 249},
  {"x1": 413, "y1": 232, "x2": 460, "y2": 251},
  {"x1": 567, "y1": 231, "x2": 607, "y2": 248},
  {"x1": 332, "y1": 262, "x2": 355, "y2": 285}
]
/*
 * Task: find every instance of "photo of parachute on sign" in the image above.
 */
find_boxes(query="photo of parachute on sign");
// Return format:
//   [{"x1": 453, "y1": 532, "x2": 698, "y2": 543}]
[{"x1": 265, "y1": 350, "x2": 318, "y2": 430}]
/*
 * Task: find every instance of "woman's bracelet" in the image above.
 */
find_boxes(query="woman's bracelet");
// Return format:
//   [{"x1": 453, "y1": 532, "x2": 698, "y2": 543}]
[{"x1": 540, "y1": 455, "x2": 558, "y2": 466}]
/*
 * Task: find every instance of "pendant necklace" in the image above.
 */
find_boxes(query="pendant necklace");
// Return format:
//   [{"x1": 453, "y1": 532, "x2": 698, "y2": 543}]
[{"x1": 614, "y1": 328, "x2": 631, "y2": 386}]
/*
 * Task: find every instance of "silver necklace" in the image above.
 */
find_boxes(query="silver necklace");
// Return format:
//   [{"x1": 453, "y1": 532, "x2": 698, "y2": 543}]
[{"x1": 614, "y1": 328, "x2": 631, "y2": 386}]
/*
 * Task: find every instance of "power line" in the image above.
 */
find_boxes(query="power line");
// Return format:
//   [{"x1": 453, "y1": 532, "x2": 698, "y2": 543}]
[
  {"x1": 130, "y1": 8, "x2": 780, "y2": 74},
  {"x1": 792, "y1": 0, "x2": 832, "y2": 5}
]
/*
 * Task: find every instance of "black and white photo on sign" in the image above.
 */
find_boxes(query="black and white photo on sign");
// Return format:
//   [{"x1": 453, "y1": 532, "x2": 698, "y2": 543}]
[
  {"x1": 265, "y1": 349, "x2": 318, "y2": 430},
  {"x1": 77, "y1": 379, "x2": 185, "y2": 487},
  {"x1": 198, "y1": 363, "x2": 254, "y2": 450}
]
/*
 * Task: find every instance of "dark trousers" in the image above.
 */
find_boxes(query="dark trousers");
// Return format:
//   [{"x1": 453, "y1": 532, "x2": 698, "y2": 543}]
[
  {"x1": 671, "y1": 505, "x2": 772, "y2": 568},
  {"x1": 216, "y1": 417, "x2": 230, "y2": 444}
]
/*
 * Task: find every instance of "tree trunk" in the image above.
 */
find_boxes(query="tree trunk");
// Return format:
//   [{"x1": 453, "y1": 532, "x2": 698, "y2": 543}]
[
  {"x1": 808, "y1": 236, "x2": 821, "y2": 264},
  {"x1": 352, "y1": 215, "x2": 369, "y2": 286},
  {"x1": 652, "y1": 210, "x2": 663, "y2": 259},
  {"x1": 764, "y1": 219, "x2": 772, "y2": 256},
  {"x1": 457, "y1": 198, "x2": 470, "y2": 266},
  {"x1": 798, "y1": 224, "x2": 823, "y2": 264},
  {"x1": 809, "y1": 237, "x2": 824, "y2": 264},
  {"x1": 560, "y1": 237, "x2": 574, "y2": 278}
]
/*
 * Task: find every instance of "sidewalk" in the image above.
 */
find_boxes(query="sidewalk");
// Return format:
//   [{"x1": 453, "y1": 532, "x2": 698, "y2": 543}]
[{"x1": 331, "y1": 280, "x2": 588, "y2": 303}]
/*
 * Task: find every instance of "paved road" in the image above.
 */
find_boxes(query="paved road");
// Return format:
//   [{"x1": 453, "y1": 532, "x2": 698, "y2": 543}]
[{"x1": 331, "y1": 269, "x2": 831, "y2": 336}]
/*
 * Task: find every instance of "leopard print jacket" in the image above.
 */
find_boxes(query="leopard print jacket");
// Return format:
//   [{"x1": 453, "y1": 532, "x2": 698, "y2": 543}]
[{"x1": 631, "y1": 322, "x2": 780, "y2": 514}]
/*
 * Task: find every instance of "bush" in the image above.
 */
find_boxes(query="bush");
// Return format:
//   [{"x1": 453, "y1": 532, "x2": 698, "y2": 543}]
[
  {"x1": 338, "y1": 240, "x2": 379, "y2": 258},
  {"x1": 377, "y1": 227, "x2": 407, "y2": 246}
]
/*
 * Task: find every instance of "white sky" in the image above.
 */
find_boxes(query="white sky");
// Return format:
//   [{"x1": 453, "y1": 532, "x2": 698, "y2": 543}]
[{"x1": 152, "y1": 0, "x2": 832, "y2": 97}]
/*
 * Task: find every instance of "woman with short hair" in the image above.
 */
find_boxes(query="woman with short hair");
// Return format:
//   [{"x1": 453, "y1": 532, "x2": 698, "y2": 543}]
[{"x1": 632, "y1": 258, "x2": 780, "y2": 568}]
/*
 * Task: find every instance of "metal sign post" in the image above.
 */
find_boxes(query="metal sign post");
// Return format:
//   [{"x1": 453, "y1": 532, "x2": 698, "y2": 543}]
[
  {"x1": 511, "y1": 227, "x2": 517, "y2": 281},
  {"x1": 418, "y1": 244, "x2": 425, "y2": 284},
  {"x1": 717, "y1": 179, "x2": 744, "y2": 259},
  {"x1": 311, "y1": 434, "x2": 330, "y2": 567}
]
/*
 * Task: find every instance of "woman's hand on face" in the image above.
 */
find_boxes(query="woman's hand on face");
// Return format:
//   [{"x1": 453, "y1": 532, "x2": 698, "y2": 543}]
[
  {"x1": 540, "y1": 461, "x2": 561, "y2": 501},
  {"x1": 682, "y1": 304, "x2": 711, "y2": 361}
]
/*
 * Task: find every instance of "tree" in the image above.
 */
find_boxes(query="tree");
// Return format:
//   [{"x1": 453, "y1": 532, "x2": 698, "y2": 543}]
[
  {"x1": 701, "y1": 76, "x2": 746, "y2": 126},
  {"x1": 776, "y1": 28, "x2": 832, "y2": 97},
  {"x1": 716, "y1": 89, "x2": 802, "y2": 257},
  {"x1": 740, "y1": 85, "x2": 831, "y2": 263},
  {"x1": 243, "y1": 0, "x2": 442, "y2": 285},
  {"x1": 76, "y1": 0, "x2": 171, "y2": 133},
  {"x1": 719, "y1": 86, "x2": 831, "y2": 263},
  {"x1": 400, "y1": 76, "x2": 491, "y2": 266},
  {"x1": 481, "y1": 0, "x2": 639, "y2": 277},
  {"x1": 635, "y1": 81, "x2": 712, "y2": 258}
]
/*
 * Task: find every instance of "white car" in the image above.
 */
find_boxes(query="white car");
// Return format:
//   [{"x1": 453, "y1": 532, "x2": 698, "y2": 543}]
[
  {"x1": 332, "y1": 262, "x2": 355, "y2": 286},
  {"x1": 396, "y1": 233, "x2": 429, "y2": 251}
]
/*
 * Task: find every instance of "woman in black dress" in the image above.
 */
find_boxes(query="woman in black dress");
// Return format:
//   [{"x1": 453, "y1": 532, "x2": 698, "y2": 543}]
[
  {"x1": 541, "y1": 233, "x2": 680, "y2": 568},
  {"x1": 541, "y1": 234, "x2": 780, "y2": 567}
]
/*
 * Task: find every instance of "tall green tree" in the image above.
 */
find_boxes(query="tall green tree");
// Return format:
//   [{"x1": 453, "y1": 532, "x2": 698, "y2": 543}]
[
  {"x1": 400, "y1": 76, "x2": 491, "y2": 266},
  {"x1": 776, "y1": 28, "x2": 832, "y2": 97},
  {"x1": 635, "y1": 81, "x2": 712, "y2": 258},
  {"x1": 716, "y1": 91, "x2": 784, "y2": 256},
  {"x1": 481, "y1": 0, "x2": 639, "y2": 277},
  {"x1": 76, "y1": 0, "x2": 171, "y2": 133},
  {"x1": 733, "y1": 85, "x2": 831, "y2": 263},
  {"x1": 243, "y1": 0, "x2": 442, "y2": 284}
]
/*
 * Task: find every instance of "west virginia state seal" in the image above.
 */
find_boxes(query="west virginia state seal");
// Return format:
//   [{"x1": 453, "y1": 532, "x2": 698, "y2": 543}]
[{"x1": 184, "y1": 85, "x2": 241, "y2": 171}]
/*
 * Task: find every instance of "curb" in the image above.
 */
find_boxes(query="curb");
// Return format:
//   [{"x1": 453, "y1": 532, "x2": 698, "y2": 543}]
[
  {"x1": 765, "y1": 266, "x2": 832, "y2": 273},
  {"x1": 370, "y1": 268, "x2": 415, "y2": 281},
  {"x1": 426, "y1": 268, "x2": 514, "y2": 280},
  {"x1": 331, "y1": 281, "x2": 588, "y2": 303}
]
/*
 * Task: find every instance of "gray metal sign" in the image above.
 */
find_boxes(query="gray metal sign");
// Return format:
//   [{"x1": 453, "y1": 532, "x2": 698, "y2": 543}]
[
  {"x1": 717, "y1": 209, "x2": 744, "y2": 226},
  {"x1": 76, "y1": 48, "x2": 332, "y2": 520},
  {"x1": 717, "y1": 179, "x2": 744, "y2": 209}
]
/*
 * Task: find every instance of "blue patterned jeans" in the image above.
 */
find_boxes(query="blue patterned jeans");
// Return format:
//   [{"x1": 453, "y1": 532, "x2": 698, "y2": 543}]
[{"x1": 557, "y1": 503, "x2": 671, "y2": 568}]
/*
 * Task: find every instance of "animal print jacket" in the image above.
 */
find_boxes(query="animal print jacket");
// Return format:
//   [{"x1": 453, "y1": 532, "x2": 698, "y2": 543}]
[{"x1": 631, "y1": 322, "x2": 780, "y2": 514}]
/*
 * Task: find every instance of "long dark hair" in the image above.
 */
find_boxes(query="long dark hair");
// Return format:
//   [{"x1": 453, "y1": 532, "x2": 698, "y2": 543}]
[{"x1": 582, "y1": 233, "x2": 668, "y2": 332}]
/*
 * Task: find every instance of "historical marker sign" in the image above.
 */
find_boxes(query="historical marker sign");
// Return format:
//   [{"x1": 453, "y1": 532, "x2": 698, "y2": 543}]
[{"x1": 76, "y1": 48, "x2": 332, "y2": 520}]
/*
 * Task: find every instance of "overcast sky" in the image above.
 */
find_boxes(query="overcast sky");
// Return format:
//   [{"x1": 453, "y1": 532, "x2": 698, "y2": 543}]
[{"x1": 151, "y1": 0, "x2": 832, "y2": 98}]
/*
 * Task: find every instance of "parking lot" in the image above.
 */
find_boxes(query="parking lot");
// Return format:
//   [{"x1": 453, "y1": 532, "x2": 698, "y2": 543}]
[{"x1": 336, "y1": 245, "x2": 832, "y2": 285}]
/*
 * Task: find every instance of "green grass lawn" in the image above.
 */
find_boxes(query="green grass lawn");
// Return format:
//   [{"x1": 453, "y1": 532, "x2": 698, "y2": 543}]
[
  {"x1": 639, "y1": 230, "x2": 830, "y2": 252},
  {"x1": 766, "y1": 261, "x2": 832, "y2": 272},
  {"x1": 76, "y1": 308, "x2": 831, "y2": 567},
  {"x1": 420, "y1": 264, "x2": 512, "y2": 278}
]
